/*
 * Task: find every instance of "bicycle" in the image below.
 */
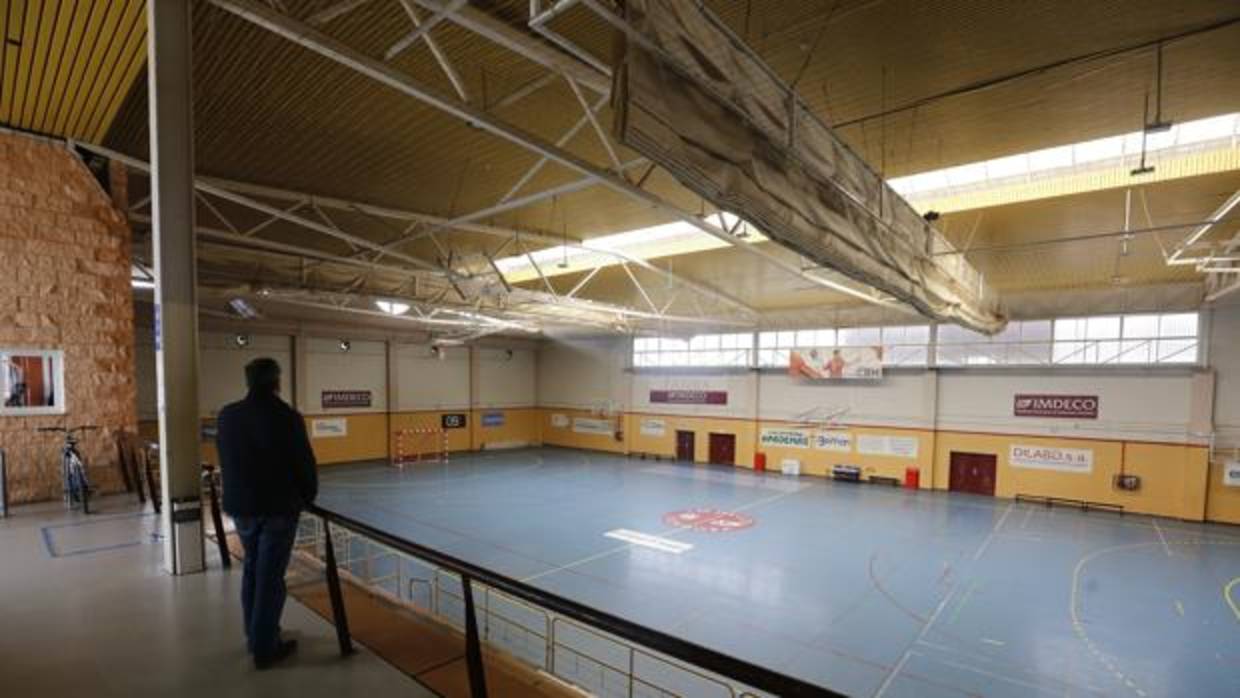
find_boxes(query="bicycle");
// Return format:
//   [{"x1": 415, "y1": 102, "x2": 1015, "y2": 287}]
[{"x1": 38, "y1": 425, "x2": 99, "y2": 514}]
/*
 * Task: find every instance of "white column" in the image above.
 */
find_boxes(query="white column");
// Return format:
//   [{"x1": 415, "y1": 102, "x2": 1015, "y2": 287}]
[{"x1": 148, "y1": 0, "x2": 204, "y2": 575}]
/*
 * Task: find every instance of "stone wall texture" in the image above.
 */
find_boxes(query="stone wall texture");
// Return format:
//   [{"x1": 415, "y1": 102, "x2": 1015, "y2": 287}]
[{"x1": 0, "y1": 132, "x2": 137, "y2": 503}]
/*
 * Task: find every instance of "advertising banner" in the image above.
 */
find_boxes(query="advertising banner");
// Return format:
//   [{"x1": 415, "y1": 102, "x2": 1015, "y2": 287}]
[
  {"x1": 550, "y1": 413, "x2": 570, "y2": 428},
  {"x1": 321, "y1": 390, "x2": 372, "y2": 409},
  {"x1": 649, "y1": 389, "x2": 728, "y2": 405},
  {"x1": 760, "y1": 428, "x2": 810, "y2": 449},
  {"x1": 311, "y1": 417, "x2": 348, "y2": 438},
  {"x1": 790, "y1": 346, "x2": 883, "y2": 380},
  {"x1": 857, "y1": 434, "x2": 919, "y2": 458},
  {"x1": 813, "y1": 430, "x2": 853, "y2": 453},
  {"x1": 1014, "y1": 394, "x2": 1099, "y2": 419},
  {"x1": 1010, "y1": 445, "x2": 1093, "y2": 473},
  {"x1": 640, "y1": 418, "x2": 666, "y2": 437},
  {"x1": 1224, "y1": 460, "x2": 1240, "y2": 487},
  {"x1": 573, "y1": 417, "x2": 614, "y2": 435},
  {"x1": 481, "y1": 412, "x2": 505, "y2": 427}
]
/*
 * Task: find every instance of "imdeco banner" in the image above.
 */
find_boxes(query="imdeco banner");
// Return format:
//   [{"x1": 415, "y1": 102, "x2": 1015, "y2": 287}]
[{"x1": 790, "y1": 347, "x2": 883, "y2": 380}]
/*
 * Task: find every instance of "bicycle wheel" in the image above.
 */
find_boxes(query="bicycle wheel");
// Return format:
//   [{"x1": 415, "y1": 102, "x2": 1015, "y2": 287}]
[{"x1": 67, "y1": 452, "x2": 91, "y2": 514}]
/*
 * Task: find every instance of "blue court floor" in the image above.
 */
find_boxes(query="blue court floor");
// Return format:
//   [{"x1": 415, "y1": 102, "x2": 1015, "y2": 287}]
[{"x1": 315, "y1": 447, "x2": 1240, "y2": 698}]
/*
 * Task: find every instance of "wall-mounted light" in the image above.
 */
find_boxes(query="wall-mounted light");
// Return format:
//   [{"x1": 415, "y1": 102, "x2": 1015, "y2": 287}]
[
  {"x1": 228, "y1": 297, "x2": 259, "y2": 320},
  {"x1": 234, "y1": 333, "x2": 251, "y2": 348},
  {"x1": 339, "y1": 339, "x2": 351, "y2": 352}
]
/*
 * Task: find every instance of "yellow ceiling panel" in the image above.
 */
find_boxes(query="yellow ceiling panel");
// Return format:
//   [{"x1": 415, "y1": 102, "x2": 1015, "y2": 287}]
[{"x1": 0, "y1": 0, "x2": 146, "y2": 142}]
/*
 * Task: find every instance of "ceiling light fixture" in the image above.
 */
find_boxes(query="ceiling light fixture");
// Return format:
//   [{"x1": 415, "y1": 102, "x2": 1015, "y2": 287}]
[
  {"x1": 375, "y1": 299, "x2": 411, "y2": 316},
  {"x1": 228, "y1": 297, "x2": 259, "y2": 319}
]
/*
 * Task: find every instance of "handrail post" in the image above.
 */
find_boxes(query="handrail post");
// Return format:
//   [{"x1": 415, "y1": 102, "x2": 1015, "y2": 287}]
[
  {"x1": 321, "y1": 518, "x2": 355, "y2": 656},
  {"x1": 462, "y1": 575, "x2": 489, "y2": 697},
  {"x1": 201, "y1": 465, "x2": 231, "y2": 568}
]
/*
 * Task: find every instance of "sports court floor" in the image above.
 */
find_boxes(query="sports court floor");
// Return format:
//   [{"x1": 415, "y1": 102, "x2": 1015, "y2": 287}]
[{"x1": 316, "y1": 447, "x2": 1240, "y2": 698}]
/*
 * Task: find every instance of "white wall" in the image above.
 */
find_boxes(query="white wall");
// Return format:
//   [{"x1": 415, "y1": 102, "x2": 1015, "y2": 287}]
[
  {"x1": 537, "y1": 338, "x2": 628, "y2": 409},
  {"x1": 303, "y1": 337, "x2": 387, "y2": 414},
  {"x1": 200, "y1": 332, "x2": 292, "y2": 416},
  {"x1": 760, "y1": 371, "x2": 934, "y2": 428},
  {"x1": 936, "y1": 369, "x2": 1197, "y2": 443},
  {"x1": 1210, "y1": 303, "x2": 1240, "y2": 450},
  {"x1": 395, "y1": 344, "x2": 470, "y2": 410},
  {"x1": 477, "y1": 347, "x2": 536, "y2": 408}
]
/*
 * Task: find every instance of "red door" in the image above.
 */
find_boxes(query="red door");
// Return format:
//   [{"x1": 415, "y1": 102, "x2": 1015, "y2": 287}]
[
  {"x1": 675, "y1": 431, "x2": 695, "y2": 461},
  {"x1": 949, "y1": 452, "x2": 997, "y2": 496},
  {"x1": 708, "y1": 433, "x2": 736, "y2": 466}
]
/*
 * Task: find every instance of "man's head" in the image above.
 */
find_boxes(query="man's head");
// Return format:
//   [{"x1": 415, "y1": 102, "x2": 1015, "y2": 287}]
[{"x1": 245, "y1": 358, "x2": 281, "y2": 395}]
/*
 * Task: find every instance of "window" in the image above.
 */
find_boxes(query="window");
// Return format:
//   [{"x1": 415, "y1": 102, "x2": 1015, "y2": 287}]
[
  {"x1": 755, "y1": 325, "x2": 929, "y2": 367},
  {"x1": 1049, "y1": 313, "x2": 1197, "y2": 366},
  {"x1": 936, "y1": 320, "x2": 1052, "y2": 366},
  {"x1": 634, "y1": 333, "x2": 751, "y2": 367},
  {"x1": 756, "y1": 329, "x2": 833, "y2": 367}
]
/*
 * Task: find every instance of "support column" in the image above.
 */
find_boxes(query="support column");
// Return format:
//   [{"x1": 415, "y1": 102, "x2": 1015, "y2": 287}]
[{"x1": 148, "y1": 0, "x2": 204, "y2": 575}]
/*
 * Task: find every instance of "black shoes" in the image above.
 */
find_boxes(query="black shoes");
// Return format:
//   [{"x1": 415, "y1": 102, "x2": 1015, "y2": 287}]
[{"x1": 253, "y1": 639, "x2": 298, "y2": 670}]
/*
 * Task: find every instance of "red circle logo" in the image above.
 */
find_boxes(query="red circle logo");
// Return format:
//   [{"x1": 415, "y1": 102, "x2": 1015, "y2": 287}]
[{"x1": 662, "y1": 508, "x2": 755, "y2": 533}]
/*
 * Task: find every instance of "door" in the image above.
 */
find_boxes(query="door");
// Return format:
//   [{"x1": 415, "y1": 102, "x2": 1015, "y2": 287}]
[
  {"x1": 949, "y1": 452, "x2": 997, "y2": 496},
  {"x1": 708, "y1": 433, "x2": 736, "y2": 466},
  {"x1": 675, "y1": 430, "x2": 695, "y2": 461}
]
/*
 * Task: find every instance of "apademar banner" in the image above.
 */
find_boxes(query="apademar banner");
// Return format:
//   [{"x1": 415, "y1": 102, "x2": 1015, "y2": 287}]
[{"x1": 1014, "y1": 394, "x2": 1099, "y2": 419}]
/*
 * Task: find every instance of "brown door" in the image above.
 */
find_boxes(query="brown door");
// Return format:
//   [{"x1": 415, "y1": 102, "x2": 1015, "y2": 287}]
[
  {"x1": 708, "y1": 433, "x2": 736, "y2": 465},
  {"x1": 949, "y1": 452, "x2": 998, "y2": 496},
  {"x1": 675, "y1": 430, "x2": 695, "y2": 461}
]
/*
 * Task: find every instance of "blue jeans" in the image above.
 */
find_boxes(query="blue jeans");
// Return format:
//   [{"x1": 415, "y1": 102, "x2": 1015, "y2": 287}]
[{"x1": 234, "y1": 513, "x2": 299, "y2": 657}]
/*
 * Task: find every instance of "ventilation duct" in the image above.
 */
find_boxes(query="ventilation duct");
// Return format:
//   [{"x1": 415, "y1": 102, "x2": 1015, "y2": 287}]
[{"x1": 612, "y1": 0, "x2": 1007, "y2": 334}]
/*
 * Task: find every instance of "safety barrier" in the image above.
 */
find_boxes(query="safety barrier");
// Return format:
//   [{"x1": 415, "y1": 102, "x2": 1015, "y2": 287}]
[{"x1": 299, "y1": 505, "x2": 841, "y2": 697}]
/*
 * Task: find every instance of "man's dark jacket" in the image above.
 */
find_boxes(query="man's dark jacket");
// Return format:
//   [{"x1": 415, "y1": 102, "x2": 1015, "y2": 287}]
[{"x1": 217, "y1": 391, "x2": 318, "y2": 516}]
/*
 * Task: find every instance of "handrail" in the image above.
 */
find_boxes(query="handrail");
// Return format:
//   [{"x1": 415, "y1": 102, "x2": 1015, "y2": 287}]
[{"x1": 307, "y1": 503, "x2": 843, "y2": 697}]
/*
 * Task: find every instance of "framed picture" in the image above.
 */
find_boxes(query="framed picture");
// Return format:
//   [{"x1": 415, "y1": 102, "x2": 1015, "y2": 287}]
[{"x1": 1, "y1": 349, "x2": 66, "y2": 416}]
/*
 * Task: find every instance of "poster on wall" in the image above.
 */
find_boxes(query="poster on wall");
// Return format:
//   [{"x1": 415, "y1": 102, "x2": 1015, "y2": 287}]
[
  {"x1": 857, "y1": 434, "x2": 919, "y2": 458},
  {"x1": 1014, "y1": 394, "x2": 1098, "y2": 419},
  {"x1": 640, "y1": 418, "x2": 666, "y2": 437},
  {"x1": 573, "y1": 417, "x2": 614, "y2": 435},
  {"x1": 789, "y1": 346, "x2": 882, "y2": 380},
  {"x1": 649, "y1": 389, "x2": 728, "y2": 405},
  {"x1": 481, "y1": 412, "x2": 505, "y2": 427},
  {"x1": 0, "y1": 349, "x2": 65, "y2": 416},
  {"x1": 760, "y1": 428, "x2": 811, "y2": 449},
  {"x1": 311, "y1": 417, "x2": 348, "y2": 438},
  {"x1": 441, "y1": 413, "x2": 468, "y2": 429},
  {"x1": 551, "y1": 413, "x2": 570, "y2": 428},
  {"x1": 1010, "y1": 445, "x2": 1093, "y2": 473},
  {"x1": 1224, "y1": 460, "x2": 1240, "y2": 487},
  {"x1": 813, "y1": 430, "x2": 853, "y2": 453},
  {"x1": 321, "y1": 390, "x2": 372, "y2": 409}
]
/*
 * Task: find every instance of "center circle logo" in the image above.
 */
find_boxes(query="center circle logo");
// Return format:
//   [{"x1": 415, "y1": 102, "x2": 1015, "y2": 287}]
[{"x1": 662, "y1": 508, "x2": 755, "y2": 533}]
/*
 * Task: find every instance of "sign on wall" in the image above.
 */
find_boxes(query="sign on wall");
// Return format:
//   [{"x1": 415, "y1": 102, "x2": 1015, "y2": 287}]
[
  {"x1": 1010, "y1": 444, "x2": 1094, "y2": 473},
  {"x1": 790, "y1": 346, "x2": 882, "y2": 380},
  {"x1": 481, "y1": 412, "x2": 505, "y2": 427},
  {"x1": 649, "y1": 389, "x2": 728, "y2": 405},
  {"x1": 0, "y1": 349, "x2": 66, "y2": 416},
  {"x1": 573, "y1": 417, "x2": 614, "y2": 435},
  {"x1": 1014, "y1": 394, "x2": 1099, "y2": 419},
  {"x1": 550, "y1": 413, "x2": 570, "y2": 428},
  {"x1": 322, "y1": 390, "x2": 372, "y2": 409},
  {"x1": 813, "y1": 430, "x2": 853, "y2": 453},
  {"x1": 1224, "y1": 460, "x2": 1240, "y2": 487},
  {"x1": 760, "y1": 428, "x2": 811, "y2": 449},
  {"x1": 441, "y1": 413, "x2": 468, "y2": 430},
  {"x1": 640, "y1": 418, "x2": 666, "y2": 437},
  {"x1": 311, "y1": 417, "x2": 348, "y2": 438},
  {"x1": 857, "y1": 434, "x2": 919, "y2": 458}
]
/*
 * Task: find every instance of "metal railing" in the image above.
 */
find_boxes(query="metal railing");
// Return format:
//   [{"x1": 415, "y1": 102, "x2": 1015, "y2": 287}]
[{"x1": 299, "y1": 505, "x2": 842, "y2": 697}]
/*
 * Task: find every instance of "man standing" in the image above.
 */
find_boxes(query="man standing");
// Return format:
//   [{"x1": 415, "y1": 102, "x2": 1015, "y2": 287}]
[{"x1": 217, "y1": 358, "x2": 318, "y2": 669}]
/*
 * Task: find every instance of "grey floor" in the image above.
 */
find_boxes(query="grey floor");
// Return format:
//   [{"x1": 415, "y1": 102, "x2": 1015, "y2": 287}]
[
  {"x1": 0, "y1": 496, "x2": 436, "y2": 698},
  {"x1": 315, "y1": 447, "x2": 1240, "y2": 698}
]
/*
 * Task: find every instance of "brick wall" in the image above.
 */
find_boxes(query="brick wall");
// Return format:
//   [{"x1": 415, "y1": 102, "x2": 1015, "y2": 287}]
[{"x1": 0, "y1": 132, "x2": 137, "y2": 503}]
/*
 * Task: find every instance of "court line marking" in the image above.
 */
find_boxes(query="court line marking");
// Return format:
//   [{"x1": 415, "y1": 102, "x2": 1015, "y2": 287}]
[
  {"x1": 972, "y1": 502, "x2": 1014, "y2": 561},
  {"x1": 520, "y1": 486, "x2": 805, "y2": 583},
  {"x1": 874, "y1": 587, "x2": 956, "y2": 698},
  {"x1": 1151, "y1": 517, "x2": 1172, "y2": 557},
  {"x1": 1226, "y1": 577, "x2": 1240, "y2": 623}
]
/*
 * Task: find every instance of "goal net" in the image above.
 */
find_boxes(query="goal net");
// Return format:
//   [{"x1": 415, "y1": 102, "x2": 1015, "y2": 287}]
[{"x1": 393, "y1": 428, "x2": 449, "y2": 468}]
